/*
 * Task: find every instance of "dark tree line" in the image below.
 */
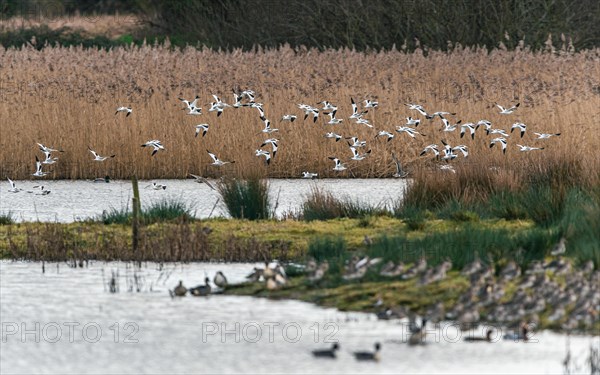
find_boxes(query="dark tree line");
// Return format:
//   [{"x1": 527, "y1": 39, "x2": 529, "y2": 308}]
[{"x1": 2, "y1": 0, "x2": 599, "y2": 50}]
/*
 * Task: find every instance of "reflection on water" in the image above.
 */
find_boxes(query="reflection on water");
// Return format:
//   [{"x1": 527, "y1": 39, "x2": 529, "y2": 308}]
[
  {"x1": 1, "y1": 261, "x2": 597, "y2": 374},
  {"x1": 0, "y1": 179, "x2": 407, "y2": 222}
]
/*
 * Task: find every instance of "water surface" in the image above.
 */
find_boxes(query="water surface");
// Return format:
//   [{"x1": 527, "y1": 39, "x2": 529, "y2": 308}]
[
  {"x1": 0, "y1": 179, "x2": 407, "y2": 222},
  {"x1": 0, "y1": 261, "x2": 596, "y2": 374}
]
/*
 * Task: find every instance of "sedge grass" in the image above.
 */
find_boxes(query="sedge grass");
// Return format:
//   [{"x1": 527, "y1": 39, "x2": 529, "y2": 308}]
[{"x1": 217, "y1": 176, "x2": 271, "y2": 220}]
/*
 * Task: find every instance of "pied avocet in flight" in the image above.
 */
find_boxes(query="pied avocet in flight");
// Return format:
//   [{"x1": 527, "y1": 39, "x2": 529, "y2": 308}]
[
  {"x1": 355, "y1": 117, "x2": 373, "y2": 128},
  {"x1": 350, "y1": 97, "x2": 368, "y2": 119},
  {"x1": 364, "y1": 99, "x2": 379, "y2": 108},
  {"x1": 487, "y1": 128, "x2": 510, "y2": 137},
  {"x1": 405, "y1": 103, "x2": 428, "y2": 117},
  {"x1": 441, "y1": 118, "x2": 461, "y2": 132},
  {"x1": 325, "y1": 110, "x2": 343, "y2": 125},
  {"x1": 511, "y1": 123, "x2": 527, "y2": 138},
  {"x1": 420, "y1": 144, "x2": 440, "y2": 157},
  {"x1": 346, "y1": 137, "x2": 367, "y2": 148},
  {"x1": 534, "y1": 132, "x2": 561, "y2": 139},
  {"x1": 405, "y1": 117, "x2": 421, "y2": 127},
  {"x1": 115, "y1": 106, "x2": 132, "y2": 117},
  {"x1": 319, "y1": 101, "x2": 338, "y2": 112},
  {"x1": 141, "y1": 140, "x2": 165, "y2": 156},
  {"x1": 375, "y1": 130, "x2": 394, "y2": 142},
  {"x1": 207, "y1": 150, "x2": 234, "y2": 166},
  {"x1": 88, "y1": 147, "x2": 115, "y2": 161},
  {"x1": 325, "y1": 132, "x2": 342, "y2": 141},
  {"x1": 42, "y1": 150, "x2": 59, "y2": 164},
  {"x1": 495, "y1": 102, "x2": 520, "y2": 114},
  {"x1": 460, "y1": 123, "x2": 476, "y2": 139},
  {"x1": 187, "y1": 107, "x2": 203, "y2": 115},
  {"x1": 490, "y1": 137, "x2": 508, "y2": 154},
  {"x1": 255, "y1": 149, "x2": 271, "y2": 165},
  {"x1": 517, "y1": 144, "x2": 544, "y2": 152},
  {"x1": 329, "y1": 157, "x2": 347, "y2": 171},
  {"x1": 476, "y1": 120, "x2": 492, "y2": 131},
  {"x1": 7, "y1": 177, "x2": 22, "y2": 193},
  {"x1": 396, "y1": 126, "x2": 425, "y2": 138},
  {"x1": 179, "y1": 95, "x2": 200, "y2": 111},
  {"x1": 32, "y1": 156, "x2": 49, "y2": 177},
  {"x1": 281, "y1": 114, "x2": 297, "y2": 122},
  {"x1": 37, "y1": 143, "x2": 63, "y2": 154},
  {"x1": 350, "y1": 147, "x2": 371, "y2": 161},
  {"x1": 261, "y1": 139, "x2": 279, "y2": 158},
  {"x1": 261, "y1": 118, "x2": 279, "y2": 133},
  {"x1": 195, "y1": 124, "x2": 209, "y2": 138},
  {"x1": 426, "y1": 111, "x2": 456, "y2": 120}
]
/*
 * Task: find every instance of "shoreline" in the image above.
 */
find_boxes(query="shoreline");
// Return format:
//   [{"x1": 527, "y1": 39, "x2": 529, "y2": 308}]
[{"x1": 1, "y1": 218, "x2": 597, "y2": 334}]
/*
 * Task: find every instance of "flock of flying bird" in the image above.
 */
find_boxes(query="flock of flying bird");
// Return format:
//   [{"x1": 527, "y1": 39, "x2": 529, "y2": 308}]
[{"x1": 6, "y1": 88, "x2": 562, "y2": 194}]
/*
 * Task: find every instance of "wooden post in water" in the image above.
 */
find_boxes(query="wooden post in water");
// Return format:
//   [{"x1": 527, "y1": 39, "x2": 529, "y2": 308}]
[{"x1": 131, "y1": 175, "x2": 140, "y2": 261}]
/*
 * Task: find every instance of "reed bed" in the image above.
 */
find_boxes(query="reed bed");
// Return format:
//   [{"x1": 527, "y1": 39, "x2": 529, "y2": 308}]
[{"x1": 0, "y1": 42, "x2": 598, "y2": 181}]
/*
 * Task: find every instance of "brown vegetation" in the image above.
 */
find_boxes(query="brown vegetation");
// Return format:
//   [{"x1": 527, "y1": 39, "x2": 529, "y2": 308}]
[{"x1": 0, "y1": 42, "x2": 599, "y2": 181}]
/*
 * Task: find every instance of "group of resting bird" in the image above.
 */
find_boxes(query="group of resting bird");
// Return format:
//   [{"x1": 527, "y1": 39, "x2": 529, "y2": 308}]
[{"x1": 171, "y1": 271, "x2": 227, "y2": 297}]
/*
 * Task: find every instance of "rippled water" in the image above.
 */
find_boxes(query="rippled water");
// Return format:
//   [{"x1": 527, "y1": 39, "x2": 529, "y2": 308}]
[
  {"x1": 1, "y1": 261, "x2": 597, "y2": 374},
  {"x1": 0, "y1": 179, "x2": 407, "y2": 222}
]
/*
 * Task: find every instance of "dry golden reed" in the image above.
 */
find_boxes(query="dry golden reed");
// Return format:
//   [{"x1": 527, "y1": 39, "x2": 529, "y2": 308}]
[{"x1": 0, "y1": 42, "x2": 599, "y2": 181}]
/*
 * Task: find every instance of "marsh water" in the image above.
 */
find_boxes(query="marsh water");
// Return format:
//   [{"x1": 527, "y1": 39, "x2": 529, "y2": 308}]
[
  {"x1": 0, "y1": 179, "x2": 407, "y2": 222},
  {"x1": 1, "y1": 261, "x2": 597, "y2": 374}
]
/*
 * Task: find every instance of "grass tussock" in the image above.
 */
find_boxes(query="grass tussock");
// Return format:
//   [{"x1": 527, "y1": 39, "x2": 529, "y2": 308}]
[
  {"x1": 0, "y1": 43, "x2": 598, "y2": 180},
  {"x1": 98, "y1": 198, "x2": 194, "y2": 224},
  {"x1": 0, "y1": 212, "x2": 15, "y2": 225},
  {"x1": 217, "y1": 176, "x2": 271, "y2": 220},
  {"x1": 302, "y1": 186, "x2": 389, "y2": 221}
]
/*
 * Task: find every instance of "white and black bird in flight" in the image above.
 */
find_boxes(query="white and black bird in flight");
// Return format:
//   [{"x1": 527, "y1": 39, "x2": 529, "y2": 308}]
[
  {"x1": 195, "y1": 124, "x2": 209, "y2": 138},
  {"x1": 207, "y1": 150, "x2": 234, "y2": 166},
  {"x1": 7, "y1": 177, "x2": 23, "y2": 193},
  {"x1": 88, "y1": 147, "x2": 115, "y2": 161},
  {"x1": 115, "y1": 106, "x2": 132, "y2": 117},
  {"x1": 490, "y1": 137, "x2": 508, "y2": 154},
  {"x1": 141, "y1": 140, "x2": 165, "y2": 156},
  {"x1": 495, "y1": 102, "x2": 520, "y2": 114},
  {"x1": 511, "y1": 123, "x2": 527, "y2": 138},
  {"x1": 32, "y1": 156, "x2": 49, "y2": 177}
]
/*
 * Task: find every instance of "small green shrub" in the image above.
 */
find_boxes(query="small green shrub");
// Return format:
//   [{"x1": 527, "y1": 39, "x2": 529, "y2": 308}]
[
  {"x1": 217, "y1": 177, "x2": 270, "y2": 220},
  {"x1": 0, "y1": 212, "x2": 15, "y2": 225}
]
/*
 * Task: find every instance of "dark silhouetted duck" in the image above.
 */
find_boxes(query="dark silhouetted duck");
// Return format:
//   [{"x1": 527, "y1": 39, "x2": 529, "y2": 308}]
[
  {"x1": 353, "y1": 342, "x2": 381, "y2": 361},
  {"x1": 464, "y1": 329, "x2": 494, "y2": 342},
  {"x1": 189, "y1": 277, "x2": 211, "y2": 296},
  {"x1": 93, "y1": 175, "x2": 110, "y2": 183},
  {"x1": 312, "y1": 343, "x2": 339, "y2": 358}
]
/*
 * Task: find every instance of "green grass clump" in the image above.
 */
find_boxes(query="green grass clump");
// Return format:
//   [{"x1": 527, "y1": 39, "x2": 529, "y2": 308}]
[
  {"x1": 302, "y1": 186, "x2": 389, "y2": 221},
  {"x1": 98, "y1": 198, "x2": 194, "y2": 224},
  {"x1": 99, "y1": 207, "x2": 131, "y2": 225},
  {"x1": 217, "y1": 177, "x2": 271, "y2": 220},
  {"x1": 307, "y1": 236, "x2": 347, "y2": 262},
  {"x1": 143, "y1": 199, "x2": 195, "y2": 222},
  {"x1": 0, "y1": 212, "x2": 15, "y2": 225}
]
